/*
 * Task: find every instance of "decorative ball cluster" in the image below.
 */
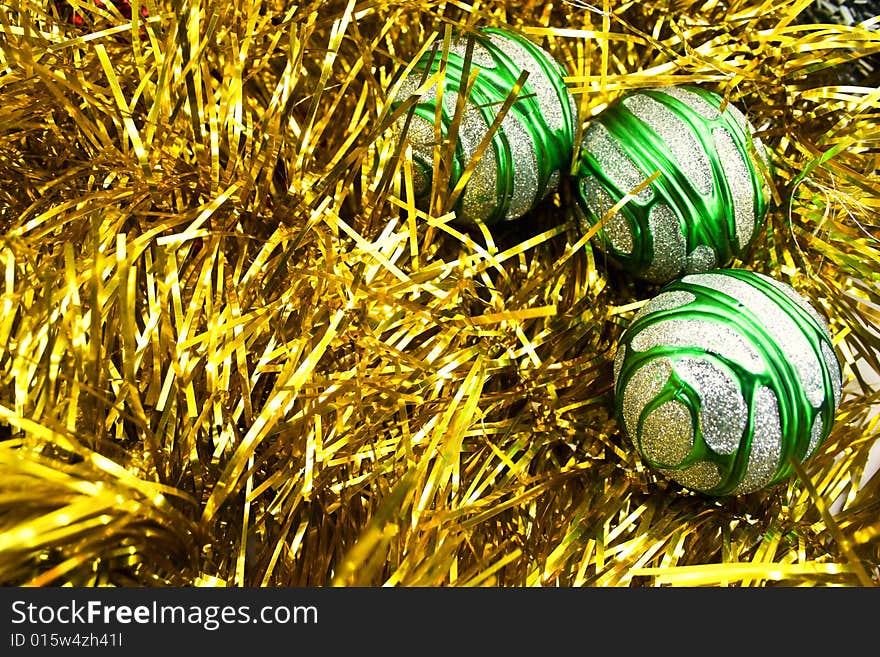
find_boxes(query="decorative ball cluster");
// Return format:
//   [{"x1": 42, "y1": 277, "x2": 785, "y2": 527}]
[
  {"x1": 613, "y1": 270, "x2": 842, "y2": 496},
  {"x1": 391, "y1": 28, "x2": 842, "y2": 496},
  {"x1": 575, "y1": 86, "x2": 772, "y2": 284},
  {"x1": 389, "y1": 27, "x2": 577, "y2": 225}
]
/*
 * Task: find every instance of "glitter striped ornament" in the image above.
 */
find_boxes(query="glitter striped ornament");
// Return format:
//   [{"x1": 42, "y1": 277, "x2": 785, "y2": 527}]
[
  {"x1": 389, "y1": 28, "x2": 577, "y2": 225},
  {"x1": 576, "y1": 86, "x2": 772, "y2": 284},
  {"x1": 614, "y1": 269, "x2": 842, "y2": 496}
]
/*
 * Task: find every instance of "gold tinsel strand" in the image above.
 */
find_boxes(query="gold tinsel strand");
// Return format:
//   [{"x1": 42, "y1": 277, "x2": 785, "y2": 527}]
[{"x1": 0, "y1": 0, "x2": 878, "y2": 587}]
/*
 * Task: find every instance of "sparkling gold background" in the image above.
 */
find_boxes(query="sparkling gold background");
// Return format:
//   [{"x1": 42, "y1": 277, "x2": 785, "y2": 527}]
[{"x1": 0, "y1": 0, "x2": 878, "y2": 586}]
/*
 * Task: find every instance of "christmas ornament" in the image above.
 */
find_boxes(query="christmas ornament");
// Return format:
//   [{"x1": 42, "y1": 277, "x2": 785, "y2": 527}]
[
  {"x1": 389, "y1": 28, "x2": 577, "y2": 225},
  {"x1": 576, "y1": 86, "x2": 772, "y2": 284},
  {"x1": 613, "y1": 269, "x2": 842, "y2": 496}
]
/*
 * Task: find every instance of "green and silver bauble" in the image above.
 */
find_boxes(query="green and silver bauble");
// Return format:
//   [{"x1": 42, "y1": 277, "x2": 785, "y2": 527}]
[
  {"x1": 614, "y1": 269, "x2": 842, "y2": 496},
  {"x1": 576, "y1": 86, "x2": 772, "y2": 284},
  {"x1": 389, "y1": 28, "x2": 577, "y2": 225}
]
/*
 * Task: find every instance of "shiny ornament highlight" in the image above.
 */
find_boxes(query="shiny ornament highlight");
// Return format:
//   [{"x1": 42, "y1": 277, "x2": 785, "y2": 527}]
[
  {"x1": 389, "y1": 28, "x2": 577, "y2": 225},
  {"x1": 614, "y1": 269, "x2": 842, "y2": 495},
  {"x1": 576, "y1": 86, "x2": 772, "y2": 284}
]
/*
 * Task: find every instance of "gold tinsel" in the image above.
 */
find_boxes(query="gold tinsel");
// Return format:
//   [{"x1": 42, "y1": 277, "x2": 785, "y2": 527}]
[{"x1": 0, "y1": 0, "x2": 878, "y2": 588}]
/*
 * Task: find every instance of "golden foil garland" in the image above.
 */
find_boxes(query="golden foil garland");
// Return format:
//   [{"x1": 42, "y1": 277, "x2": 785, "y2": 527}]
[{"x1": 0, "y1": 0, "x2": 878, "y2": 587}]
